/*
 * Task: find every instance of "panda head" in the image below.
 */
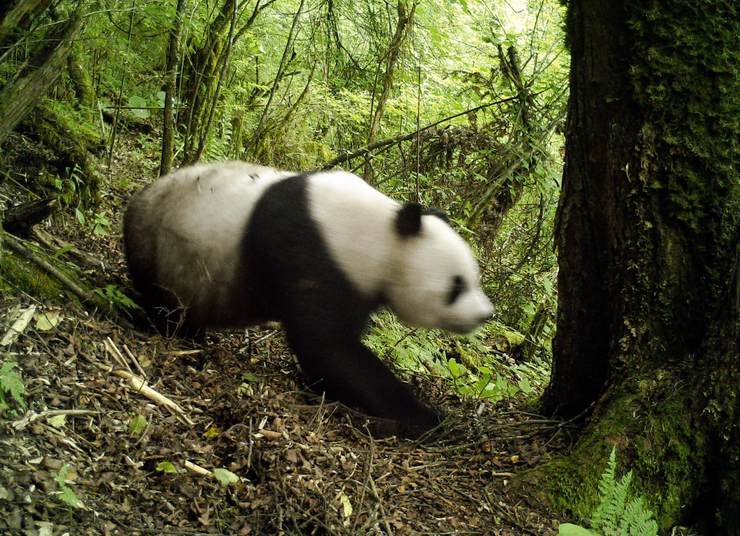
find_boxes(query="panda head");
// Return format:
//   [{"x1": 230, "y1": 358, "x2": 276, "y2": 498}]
[{"x1": 385, "y1": 203, "x2": 494, "y2": 334}]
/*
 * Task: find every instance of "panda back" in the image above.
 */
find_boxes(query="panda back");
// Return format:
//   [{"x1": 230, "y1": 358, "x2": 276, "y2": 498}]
[
  {"x1": 124, "y1": 162, "x2": 291, "y2": 326},
  {"x1": 306, "y1": 171, "x2": 399, "y2": 298}
]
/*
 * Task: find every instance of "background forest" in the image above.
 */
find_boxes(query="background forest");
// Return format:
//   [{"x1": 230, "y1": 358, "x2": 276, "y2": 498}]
[
  {"x1": 2, "y1": 0, "x2": 568, "y2": 413},
  {"x1": 0, "y1": 0, "x2": 737, "y2": 535}
]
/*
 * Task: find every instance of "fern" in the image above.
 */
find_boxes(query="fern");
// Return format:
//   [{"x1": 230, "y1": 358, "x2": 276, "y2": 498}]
[
  {"x1": 559, "y1": 448, "x2": 658, "y2": 536},
  {"x1": 620, "y1": 497, "x2": 659, "y2": 536}
]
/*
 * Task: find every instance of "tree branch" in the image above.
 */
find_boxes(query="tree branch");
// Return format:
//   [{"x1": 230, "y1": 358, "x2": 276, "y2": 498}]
[{"x1": 319, "y1": 95, "x2": 522, "y2": 170}]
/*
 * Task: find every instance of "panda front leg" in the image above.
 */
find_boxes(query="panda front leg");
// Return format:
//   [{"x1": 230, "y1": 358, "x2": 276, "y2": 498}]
[{"x1": 283, "y1": 320, "x2": 441, "y2": 437}]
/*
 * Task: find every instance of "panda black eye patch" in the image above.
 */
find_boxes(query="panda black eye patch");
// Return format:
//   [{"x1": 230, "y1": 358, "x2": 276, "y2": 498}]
[{"x1": 447, "y1": 275, "x2": 466, "y2": 305}]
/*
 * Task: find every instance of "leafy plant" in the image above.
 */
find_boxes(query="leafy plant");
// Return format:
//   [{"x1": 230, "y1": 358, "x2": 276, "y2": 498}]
[
  {"x1": 54, "y1": 464, "x2": 85, "y2": 509},
  {"x1": 365, "y1": 312, "x2": 548, "y2": 402},
  {"x1": 558, "y1": 449, "x2": 658, "y2": 536},
  {"x1": 92, "y1": 211, "x2": 112, "y2": 236},
  {"x1": 0, "y1": 360, "x2": 26, "y2": 415},
  {"x1": 93, "y1": 284, "x2": 141, "y2": 314}
]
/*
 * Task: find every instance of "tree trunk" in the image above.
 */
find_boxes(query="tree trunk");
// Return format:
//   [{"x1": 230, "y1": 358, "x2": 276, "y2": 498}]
[
  {"x1": 159, "y1": 0, "x2": 187, "y2": 176},
  {"x1": 247, "y1": 0, "x2": 304, "y2": 160},
  {"x1": 181, "y1": 0, "x2": 236, "y2": 163},
  {"x1": 523, "y1": 1, "x2": 739, "y2": 533},
  {"x1": 363, "y1": 0, "x2": 415, "y2": 181},
  {"x1": 67, "y1": 44, "x2": 95, "y2": 115},
  {"x1": 0, "y1": 0, "x2": 52, "y2": 53},
  {"x1": 0, "y1": 4, "x2": 83, "y2": 146}
]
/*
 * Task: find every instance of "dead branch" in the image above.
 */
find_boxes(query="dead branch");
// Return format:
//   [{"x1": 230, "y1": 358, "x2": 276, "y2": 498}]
[
  {"x1": 32, "y1": 226, "x2": 107, "y2": 272},
  {"x1": 113, "y1": 368, "x2": 195, "y2": 426},
  {"x1": 2, "y1": 198, "x2": 56, "y2": 236},
  {"x1": 3, "y1": 231, "x2": 94, "y2": 304},
  {"x1": 320, "y1": 95, "x2": 523, "y2": 170}
]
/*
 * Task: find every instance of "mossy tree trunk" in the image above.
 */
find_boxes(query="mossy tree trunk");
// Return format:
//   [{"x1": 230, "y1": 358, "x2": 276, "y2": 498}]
[
  {"x1": 67, "y1": 44, "x2": 95, "y2": 118},
  {"x1": 363, "y1": 0, "x2": 415, "y2": 182},
  {"x1": 159, "y1": 0, "x2": 187, "y2": 176},
  {"x1": 524, "y1": 0, "x2": 739, "y2": 533},
  {"x1": 0, "y1": 0, "x2": 52, "y2": 53},
  {"x1": 181, "y1": 0, "x2": 236, "y2": 164},
  {"x1": 0, "y1": 3, "x2": 83, "y2": 145}
]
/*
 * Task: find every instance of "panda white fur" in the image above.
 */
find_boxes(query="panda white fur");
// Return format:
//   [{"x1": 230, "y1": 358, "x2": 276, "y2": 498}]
[{"x1": 124, "y1": 161, "x2": 493, "y2": 436}]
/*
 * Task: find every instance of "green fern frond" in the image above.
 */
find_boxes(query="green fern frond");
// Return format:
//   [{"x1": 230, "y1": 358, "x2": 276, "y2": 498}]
[
  {"x1": 586, "y1": 448, "x2": 657, "y2": 536},
  {"x1": 620, "y1": 497, "x2": 659, "y2": 536}
]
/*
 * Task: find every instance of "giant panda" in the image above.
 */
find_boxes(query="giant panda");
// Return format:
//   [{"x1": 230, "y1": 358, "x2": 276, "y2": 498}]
[{"x1": 123, "y1": 161, "x2": 493, "y2": 436}]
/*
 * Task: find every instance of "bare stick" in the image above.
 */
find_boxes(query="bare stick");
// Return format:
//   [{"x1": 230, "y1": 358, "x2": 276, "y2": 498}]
[
  {"x1": 184, "y1": 460, "x2": 212, "y2": 476},
  {"x1": 107, "y1": 367, "x2": 195, "y2": 426},
  {"x1": 122, "y1": 343, "x2": 147, "y2": 379},
  {"x1": 104, "y1": 337, "x2": 132, "y2": 373},
  {"x1": 3, "y1": 231, "x2": 92, "y2": 303}
]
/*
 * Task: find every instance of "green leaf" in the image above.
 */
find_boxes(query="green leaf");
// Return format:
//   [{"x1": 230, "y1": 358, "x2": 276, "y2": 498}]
[
  {"x1": 55, "y1": 464, "x2": 70, "y2": 487},
  {"x1": 156, "y1": 461, "x2": 178, "y2": 474},
  {"x1": 213, "y1": 468, "x2": 239, "y2": 486},
  {"x1": 557, "y1": 523, "x2": 598, "y2": 536},
  {"x1": 241, "y1": 372, "x2": 260, "y2": 383},
  {"x1": 58, "y1": 486, "x2": 84, "y2": 509},
  {"x1": 518, "y1": 377, "x2": 533, "y2": 394},
  {"x1": 339, "y1": 492, "x2": 353, "y2": 518},
  {"x1": 0, "y1": 361, "x2": 25, "y2": 408},
  {"x1": 47, "y1": 414, "x2": 67, "y2": 428},
  {"x1": 75, "y1": 207, "x2": 86, "y2": 225},
  {"x1": 129, "y1": 414, "x2": 148, "y2": 435},
  {"x1": 35, "y1": 311, "x2": 61, "y2": 331}
]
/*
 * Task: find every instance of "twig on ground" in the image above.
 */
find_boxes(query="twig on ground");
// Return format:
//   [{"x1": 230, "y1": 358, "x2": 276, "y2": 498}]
[
  {"x1": 104, "y1": 337, "x2": 133, "y2": 373},
  {"x1": 32, "y1": 226, "x2": 107, "y2": 271},
  {"x1": 12, "y1": 408, "x2": 98, "y2": 430},
  {"x1": 185, "y1": 460, "x2": 212, "y2": 476},
  {"x1": 122, "y1": 343, "x2": 147, "y2": 379},
  {"x1": 112, "y1": 368, "x2": 195, "y2": 426}
]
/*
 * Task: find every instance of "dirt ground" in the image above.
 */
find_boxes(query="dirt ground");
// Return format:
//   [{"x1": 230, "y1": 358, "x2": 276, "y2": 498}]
[{"x1": 0, "y1": 132, "x2": 570, "y2": 535}]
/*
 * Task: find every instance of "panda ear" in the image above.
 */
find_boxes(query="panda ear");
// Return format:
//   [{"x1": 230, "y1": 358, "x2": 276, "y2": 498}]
[{"x1": 396, "y1": 203, "x2": 423, "y2": 237}]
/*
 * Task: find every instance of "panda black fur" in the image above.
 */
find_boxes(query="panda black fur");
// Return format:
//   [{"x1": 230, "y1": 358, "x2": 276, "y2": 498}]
[{"x1": 124, "y1": 161, "x2": 493, "y2": 436}]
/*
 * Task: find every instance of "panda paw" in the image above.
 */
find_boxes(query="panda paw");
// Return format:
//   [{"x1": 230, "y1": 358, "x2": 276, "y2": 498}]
[{"x1": 394, "y1": 406, "x2": 446, "y2": 440}]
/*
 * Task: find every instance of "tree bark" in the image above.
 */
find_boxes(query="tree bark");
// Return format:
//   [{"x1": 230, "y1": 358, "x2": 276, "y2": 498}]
[
  {"x1": 0, "y1": 0, "x2": 52, "y2": 53},
  {"x1": 159, "y1": 0, "x2": 187, "y2": 176},
  {"x1": 523, "y1": 1, "x2": 739, "y2": 533},
  {"x1": 0, "y1": 4, "x2": 83, "y2": 146}
]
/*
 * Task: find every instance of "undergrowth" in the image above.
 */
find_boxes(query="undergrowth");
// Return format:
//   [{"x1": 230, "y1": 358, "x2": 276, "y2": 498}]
[
  {"x1": 558, "y1": 449, "x2": 658, "y2": 536},
  {"x1": 365, "y1": 311, "x2": 550, "y2": 403}
]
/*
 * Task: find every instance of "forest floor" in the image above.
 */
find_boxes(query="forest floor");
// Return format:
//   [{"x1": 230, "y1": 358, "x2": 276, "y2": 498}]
[{"x1": 0, "y1": 131, "x2": 569, "y2": 535}]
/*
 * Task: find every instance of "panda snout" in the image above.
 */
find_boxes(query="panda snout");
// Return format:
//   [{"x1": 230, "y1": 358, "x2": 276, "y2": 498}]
[
  {"x1": 479, "y1": 310, "x2": 494, "y2": 324},
  {"x1": 477, "y1": 296, "x2": 495, "y2": 324}
]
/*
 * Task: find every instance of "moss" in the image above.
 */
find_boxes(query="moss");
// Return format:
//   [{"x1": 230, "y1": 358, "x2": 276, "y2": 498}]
[
  {"x1": 0, "y1": 249, "x2": 67, "y2": 303},
  {"x1": 520, "y1": 368, "x2": 705, "y2": 530},
  {"x1": 628, "y1": 0, "x2": 739, "y2": 291},
  {"x1": 32, "y1": 99, "x2": 102, "y2": 206}
]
